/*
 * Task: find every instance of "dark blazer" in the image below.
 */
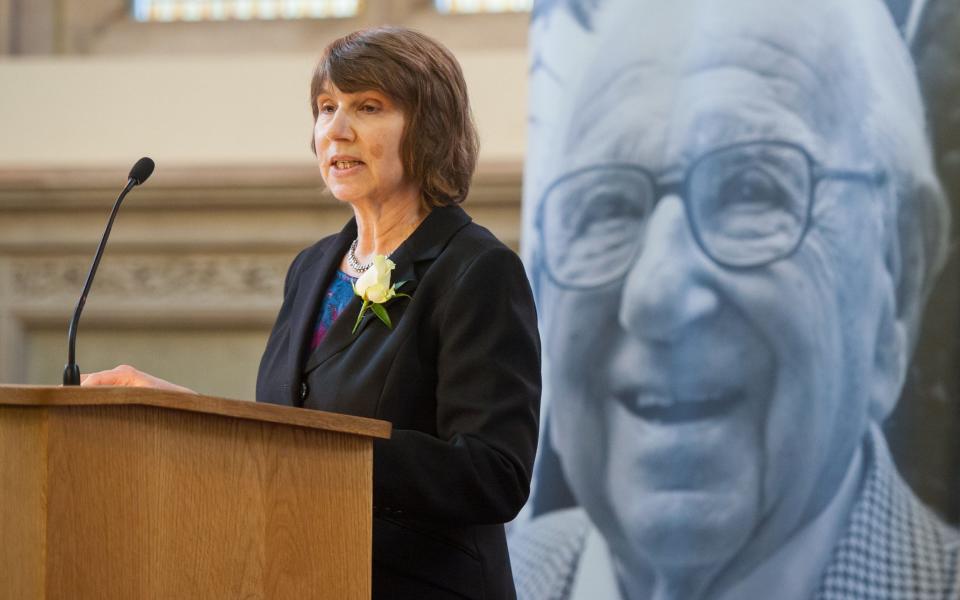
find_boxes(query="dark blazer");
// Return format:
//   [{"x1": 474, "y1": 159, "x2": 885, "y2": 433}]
[{"x1": 257, "y1": 205, "x2": 541, "y2": 600}]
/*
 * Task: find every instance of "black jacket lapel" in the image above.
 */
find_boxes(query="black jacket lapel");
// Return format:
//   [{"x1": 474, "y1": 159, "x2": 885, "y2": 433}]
[
  {"x1": 288, "y1": 219, "x2": 356, "y2": 385},
  {"x1": 303, "y1": 205, "x2": 473, "y2": 372}
]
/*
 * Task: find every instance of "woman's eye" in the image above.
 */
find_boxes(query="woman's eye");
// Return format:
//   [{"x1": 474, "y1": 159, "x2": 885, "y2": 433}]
[
  {"x1": 319, "y1": 103, "x2": 336, "y2": 114},
  {"x1": 360, "y1": 104, "x2": 379, "y2": 113}
]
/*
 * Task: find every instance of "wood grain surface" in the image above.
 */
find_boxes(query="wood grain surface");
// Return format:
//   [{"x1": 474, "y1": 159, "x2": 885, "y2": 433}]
[
  {"x1": 0, "y1": 407, "x2": 47, "y2": 600},
  {"x1": 0, "y1": 385, "x2": 390, "y2": 439},
  {"x1": 1, "y1": 393, "x2": 378, "y2": 599}
]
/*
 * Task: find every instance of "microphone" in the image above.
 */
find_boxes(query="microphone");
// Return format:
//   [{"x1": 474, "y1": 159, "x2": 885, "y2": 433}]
[
  {"x1": 128, "y1": 156, "x2": 155, "y2": 185},
  {"x1": 63, "y1": 157, "x2": 155, "y2": 386}
]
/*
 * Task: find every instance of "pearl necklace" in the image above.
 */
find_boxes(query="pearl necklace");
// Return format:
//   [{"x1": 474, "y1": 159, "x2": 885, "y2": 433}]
[{"x1": 347, "y1": 239, "x2": 373, "y2": 273}]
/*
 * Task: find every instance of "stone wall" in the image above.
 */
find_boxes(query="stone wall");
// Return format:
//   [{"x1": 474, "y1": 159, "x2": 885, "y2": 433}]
[{"x1": 0, "y1": 164, "x2": 522, "y2": 399}]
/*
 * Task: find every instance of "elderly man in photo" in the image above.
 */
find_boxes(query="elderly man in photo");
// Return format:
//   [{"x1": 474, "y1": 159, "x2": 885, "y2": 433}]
[{"x1": 511, "y1": 0, "x2": 959, "y2": 598}]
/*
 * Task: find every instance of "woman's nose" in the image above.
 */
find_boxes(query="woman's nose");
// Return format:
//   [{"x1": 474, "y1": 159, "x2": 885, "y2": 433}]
[
  {"x1": 618, "y1": 196, "x2": 719, "y2": 341},
  {"x1": 324, "y1": 109, "x2": 355, "y2": 141}
]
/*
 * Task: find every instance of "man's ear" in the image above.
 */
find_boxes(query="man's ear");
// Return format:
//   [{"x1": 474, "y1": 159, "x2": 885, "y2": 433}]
[
  {"x1": 529, "y1": 243, "x2": 555, "y2": 334},
  {"x1": 869, "y1": 292, "x2": 907, "y2": 422},
  {"x1": 870, "y1": 178, "x2": 946, "y2": 421}
]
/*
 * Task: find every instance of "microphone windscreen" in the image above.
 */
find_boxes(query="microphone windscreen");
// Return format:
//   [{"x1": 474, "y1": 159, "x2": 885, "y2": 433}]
[{"x1": 128, "y1": 157, "x2": 155, "y2": 185}]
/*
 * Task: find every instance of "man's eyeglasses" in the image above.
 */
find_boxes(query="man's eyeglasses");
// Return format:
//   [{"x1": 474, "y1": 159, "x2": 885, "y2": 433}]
[{"x1": 535, "y1": 140, "x2": 886, "y2": 290}]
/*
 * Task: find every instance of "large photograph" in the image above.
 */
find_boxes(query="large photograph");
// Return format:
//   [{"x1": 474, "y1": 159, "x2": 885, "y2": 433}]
[{"x1": 513, "y1": 0, "x2": 960, "y2": 598}]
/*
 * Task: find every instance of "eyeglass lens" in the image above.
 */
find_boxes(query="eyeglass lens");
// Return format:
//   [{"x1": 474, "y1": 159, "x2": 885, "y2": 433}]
[{"x1": 540, "y1": 142, "x2": 814, "y2": 287}]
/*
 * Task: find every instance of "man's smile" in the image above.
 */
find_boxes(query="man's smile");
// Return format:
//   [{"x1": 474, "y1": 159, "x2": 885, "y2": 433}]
[{"x1": 614, "y1": 388, "x2": 744, "y2": 423}]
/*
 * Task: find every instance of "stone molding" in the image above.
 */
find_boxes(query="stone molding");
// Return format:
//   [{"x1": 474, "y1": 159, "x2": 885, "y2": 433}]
[
  {"x1": 11, "y1": 254, "x2": 289, "y2": 301},
  {"x1": 0, "y1": 161, "x2": 522, "y2": 208}
]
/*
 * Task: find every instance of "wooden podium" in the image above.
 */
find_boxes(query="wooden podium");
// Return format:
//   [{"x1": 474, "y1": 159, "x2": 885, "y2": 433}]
[{"x1": 0, "y1": 385, "x2": 391, "y2": 600}]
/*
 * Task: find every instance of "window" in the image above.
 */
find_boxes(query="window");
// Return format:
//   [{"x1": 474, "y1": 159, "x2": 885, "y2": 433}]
[
  {"x1": 131, "y1": 0, "x2": 360, "y2": 22},
  {"x1": 434, "y1": 0, "x2": 532, "y2": 14}
]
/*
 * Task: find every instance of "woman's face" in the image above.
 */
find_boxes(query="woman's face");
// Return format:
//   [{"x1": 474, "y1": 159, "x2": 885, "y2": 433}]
[{"x1": 314, "y1": 84, "x2": 416, "y2": 206}]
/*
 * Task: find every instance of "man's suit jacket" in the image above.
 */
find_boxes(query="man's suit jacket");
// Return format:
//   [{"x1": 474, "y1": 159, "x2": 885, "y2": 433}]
[
  {"x1": 257, "y1": 205, "x2": 541, "y2": 600},
  {"x1": 509, "y1": 427, "x2": 960, "y2": 599}
]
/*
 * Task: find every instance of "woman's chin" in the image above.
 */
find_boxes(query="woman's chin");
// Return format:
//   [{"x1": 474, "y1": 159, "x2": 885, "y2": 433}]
[{"x1": 327, "y1": 186, "x2": 368, "y2": 204}]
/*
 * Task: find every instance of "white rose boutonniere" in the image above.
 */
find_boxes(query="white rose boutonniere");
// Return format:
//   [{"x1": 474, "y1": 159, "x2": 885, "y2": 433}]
[{"x1": 352, "y1": 254, "x2": 410, "y2": 334}]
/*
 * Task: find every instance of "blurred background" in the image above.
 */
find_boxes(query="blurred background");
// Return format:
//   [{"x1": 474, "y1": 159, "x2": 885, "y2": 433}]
[
  {"x1": 1, "y1": 0, "x2": 958, "y2": 529},
  {"x1": 0, "y1": 0, "x2": 529, "y2": 399}
]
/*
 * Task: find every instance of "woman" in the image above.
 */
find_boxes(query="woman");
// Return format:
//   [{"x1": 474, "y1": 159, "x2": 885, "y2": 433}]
[{"x1": 82, "y1": 27, "x2": 541, "y2": 599}]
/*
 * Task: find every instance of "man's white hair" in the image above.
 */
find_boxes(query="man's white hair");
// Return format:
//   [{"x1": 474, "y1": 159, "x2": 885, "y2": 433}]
[{"x1": 838, "y1": 0, "x2": 949, "y2": 349}]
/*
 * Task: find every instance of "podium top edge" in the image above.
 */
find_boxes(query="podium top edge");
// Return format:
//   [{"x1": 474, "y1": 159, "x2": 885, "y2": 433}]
[{"x1": 0, "y1": 385, "x2": 391, "y2": 440}]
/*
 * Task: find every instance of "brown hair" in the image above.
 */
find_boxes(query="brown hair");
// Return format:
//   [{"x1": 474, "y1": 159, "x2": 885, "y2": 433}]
[{"x1": 310, "y1": 27, "x2": 479, "y2": 207}]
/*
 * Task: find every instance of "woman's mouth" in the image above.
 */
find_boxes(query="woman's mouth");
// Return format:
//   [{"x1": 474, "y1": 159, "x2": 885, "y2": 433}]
[
  {"x1": 329, "y1": 156, "x2": 366, "y2": 173},
  {"x1": 333, "y1": 160, "x2": 363, "y2": 170}
]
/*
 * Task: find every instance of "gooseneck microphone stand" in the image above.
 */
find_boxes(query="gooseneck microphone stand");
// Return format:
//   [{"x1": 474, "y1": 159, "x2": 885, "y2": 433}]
[{"x1": 63, "y1": 157, "x2": 155, "y2": 385}]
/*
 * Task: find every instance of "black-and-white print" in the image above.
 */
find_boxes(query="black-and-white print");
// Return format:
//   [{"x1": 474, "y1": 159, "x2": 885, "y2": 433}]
[{"x1": 513, "y1": 0, "x2": 960, "y2": 598}]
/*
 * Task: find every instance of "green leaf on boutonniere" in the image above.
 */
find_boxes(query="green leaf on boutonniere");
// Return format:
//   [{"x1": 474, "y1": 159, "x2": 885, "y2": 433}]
[
  {"x1": 352, "y1": 299, "x2": 370, "y2": 334},
  {"x1": 370, "y1": 303, "x2": 392, "y2": 329}
]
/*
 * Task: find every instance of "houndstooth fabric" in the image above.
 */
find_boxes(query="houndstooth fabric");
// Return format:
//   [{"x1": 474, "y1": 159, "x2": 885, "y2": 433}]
[
  {"x1": 814, "y1": 428, "x2": 960, "y2": 599},
  {"x1": 510, "y1": 508, "x2": 592, "y2": 600},
  {"x1": 510, "y1": 429, "x2": 960, "y2": 599}
]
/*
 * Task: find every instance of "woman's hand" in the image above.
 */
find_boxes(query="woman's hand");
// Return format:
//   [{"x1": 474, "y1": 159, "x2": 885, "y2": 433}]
[{"x1": 80, "y1": 364, "x2": 197, "y2": 394}]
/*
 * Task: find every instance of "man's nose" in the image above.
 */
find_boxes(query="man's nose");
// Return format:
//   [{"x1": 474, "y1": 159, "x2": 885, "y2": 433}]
[{"x1": 618, "y1": 195, "x2": 719, "y2": 341}]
